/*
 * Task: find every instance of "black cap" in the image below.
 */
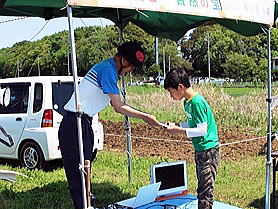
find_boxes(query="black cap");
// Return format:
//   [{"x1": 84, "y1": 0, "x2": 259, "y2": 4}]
[{"x1": 117, "y1": 41, "x2": 145, "y2": 69}]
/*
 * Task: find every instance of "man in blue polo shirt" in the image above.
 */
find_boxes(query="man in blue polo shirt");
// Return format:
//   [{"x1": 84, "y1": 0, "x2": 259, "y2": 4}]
[{"x1": 58, "y1": 42, "x2": 160, "y2": 209}]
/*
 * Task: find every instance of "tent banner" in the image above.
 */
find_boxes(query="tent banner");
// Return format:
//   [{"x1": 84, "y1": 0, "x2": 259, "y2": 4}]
[{"x1": 69, "y1": 0, "x2": 275, "y2": 25}]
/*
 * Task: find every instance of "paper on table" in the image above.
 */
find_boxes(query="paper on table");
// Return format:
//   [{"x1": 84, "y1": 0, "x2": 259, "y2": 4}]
[{"x1": 0, "y1": 170, "x2": 28, "y2": 182}]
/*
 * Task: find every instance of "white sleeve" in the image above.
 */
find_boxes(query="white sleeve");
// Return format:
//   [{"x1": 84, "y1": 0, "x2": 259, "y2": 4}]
[{"x1": 185, "y1": 122, "x2": 208, "y2": 138}]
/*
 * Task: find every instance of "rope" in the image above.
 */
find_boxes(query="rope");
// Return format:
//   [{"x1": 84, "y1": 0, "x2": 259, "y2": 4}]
[
  {"x1": 29, "y1": 20, "x2": 49, "y2": 41},
  {"x1": 105, "y1": 133, "x2": 192, "y2": 144},
  {"x1": 2, "y1": 19, "x2": 49, "y2": 55},
  {"x1": 104, "y1": 133, "x2": 267, "y2": 146},
  {"x1": 80, "y1": 18, "x2": 87, "y2": 27},
  {"x1": 0, "y1": 17, "x2": 28, "y2": 24},
  {"x1": 220, "y1": 136, "x2": 266, "y2": 147}
]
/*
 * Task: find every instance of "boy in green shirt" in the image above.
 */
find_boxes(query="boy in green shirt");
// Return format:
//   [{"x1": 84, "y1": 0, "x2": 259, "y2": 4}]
[{"x1": 163, "y1": 69, "x2": 220, "y2": 209}]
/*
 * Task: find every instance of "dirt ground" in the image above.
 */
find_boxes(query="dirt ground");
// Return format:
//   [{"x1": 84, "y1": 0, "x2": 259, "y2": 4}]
[{"x1": 101, "y1": 120, "x2": 278, "y2": 162}]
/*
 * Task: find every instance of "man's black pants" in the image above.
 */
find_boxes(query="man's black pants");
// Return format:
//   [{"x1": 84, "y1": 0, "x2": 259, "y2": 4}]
[{"x1": 58, "y1": 111, "x2": 94, "y2": 209}]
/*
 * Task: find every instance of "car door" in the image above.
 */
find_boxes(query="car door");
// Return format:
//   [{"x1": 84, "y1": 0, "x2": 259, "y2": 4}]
[{"x1": 0, "y1": 82, "x2": 30, "y2": 155}]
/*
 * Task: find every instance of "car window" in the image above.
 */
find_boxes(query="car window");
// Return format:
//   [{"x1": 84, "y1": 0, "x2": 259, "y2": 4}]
[
  {"x1": 52, "y1": 81, "x2": 74, "y2": 115},
  {"x1": 0, "y1": 83, "x2": 30, "y2": 114},
  {"x1": 33, "y1": 83, "x2": 43, "y2": 113}
]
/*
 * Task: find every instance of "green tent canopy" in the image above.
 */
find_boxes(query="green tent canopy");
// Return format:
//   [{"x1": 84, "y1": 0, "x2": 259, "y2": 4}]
[
  {"x1": 131, "y1": 11, "x2": 266, "y2": 41},
  {"x1": 1, "y1": 0, "x2": 277, "y2": 41}
]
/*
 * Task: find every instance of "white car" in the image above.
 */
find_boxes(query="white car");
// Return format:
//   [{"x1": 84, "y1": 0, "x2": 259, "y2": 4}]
[{"x1": 0, "y1": 76, "x2": 104, "y2": 169}]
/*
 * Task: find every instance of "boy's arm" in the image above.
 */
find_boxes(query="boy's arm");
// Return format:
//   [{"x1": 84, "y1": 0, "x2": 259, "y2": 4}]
[
  {"x1": 109, "y1": 94, "x2": 159, "y2": 126},
  {"x1": 166, "y1": 122, "x2": 207, "y2": 137},
  {"x1": 184, "y1": 122, "x2": 207, "y2": 137}
]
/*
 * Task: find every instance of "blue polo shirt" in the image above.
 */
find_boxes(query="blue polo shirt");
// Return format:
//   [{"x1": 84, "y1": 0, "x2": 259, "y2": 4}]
[
  {"x1": 85, "y1": 58, "x2": 119, "y2": 94},
  {"x1": 64, "y1": 58, "x2": 120, "y2": 117}
]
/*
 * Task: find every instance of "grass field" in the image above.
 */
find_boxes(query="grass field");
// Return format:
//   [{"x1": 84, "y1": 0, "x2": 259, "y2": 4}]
[
  {"x1": 0, "y1": 85, "x2": 276, "y2": 209},
  {"x1": 99, "y1": 85, "x2": 278, "y2": 134},
  {"x1": 0, "y1": 151, "x2": 269, "y2": 209},
  {"x1": 221, "y1": 87, "x2": 262, "y2": 97}
]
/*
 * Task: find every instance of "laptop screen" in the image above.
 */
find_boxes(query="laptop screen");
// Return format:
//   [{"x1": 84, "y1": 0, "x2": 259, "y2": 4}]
[{"x1": 150, "y1": 161, "x2": 187, "y2": 196}]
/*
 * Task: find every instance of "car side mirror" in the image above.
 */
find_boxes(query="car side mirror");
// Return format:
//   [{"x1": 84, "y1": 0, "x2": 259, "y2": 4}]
[{"x1": 0, "y1": 87, "x2": 11, "y2": 107}]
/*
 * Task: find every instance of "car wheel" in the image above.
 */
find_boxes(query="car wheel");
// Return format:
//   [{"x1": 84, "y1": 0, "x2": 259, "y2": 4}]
[{"x1": 20, "y1": 142, "x2": 45, "y2": 169}]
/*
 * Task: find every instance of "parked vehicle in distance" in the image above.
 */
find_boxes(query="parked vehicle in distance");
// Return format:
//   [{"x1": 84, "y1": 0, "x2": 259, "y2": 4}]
[
  {"x1": 191, "y1": 77, "x2": 231, "y2": 85},
  {"x1": 209, "y1": 78, "x2": 225, "y2": 85},
  {"x1": 129, "y1": 81, "x2": 144, "y2": 86},
  {"x1": 0, "y1": 76, "x2": 104, "y2": 169},
  {"x1": 155, "y1": 76, "x2": 165, "y2": 85}
]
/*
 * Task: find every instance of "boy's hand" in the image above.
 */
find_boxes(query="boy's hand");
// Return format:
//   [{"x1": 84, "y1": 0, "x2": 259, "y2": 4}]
[
  {"x1": 165, "y1": 122, "x2": 184, "y2": 134},
  {"x1": 167, "y1": 122, "x2": 176, "y2": 127}
]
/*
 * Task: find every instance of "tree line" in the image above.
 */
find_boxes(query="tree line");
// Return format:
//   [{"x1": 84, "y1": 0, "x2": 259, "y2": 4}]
[
  {"x1": 0, "y1": 23, "x2": 277, "y2": 82},
  {"x1": 181, "y1": 25, "x2": 278, "y2": 82}
]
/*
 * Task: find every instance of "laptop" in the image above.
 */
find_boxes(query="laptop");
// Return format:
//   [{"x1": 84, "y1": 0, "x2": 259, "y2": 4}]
[
  {"x1": 150, "y1": 161, "x2": 187, "y2": 197},
  {"x1": 116, "y1": 182, "x2": 161, "y2": 208}
]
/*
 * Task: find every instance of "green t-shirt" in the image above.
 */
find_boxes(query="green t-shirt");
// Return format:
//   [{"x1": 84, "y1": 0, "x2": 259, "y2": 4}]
[{"x1": 184, "y1": 93, "x2": 218, "y2": 151}]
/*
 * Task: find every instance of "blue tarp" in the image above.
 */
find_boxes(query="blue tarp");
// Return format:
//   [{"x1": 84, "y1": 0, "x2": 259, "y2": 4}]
[{"x1": 138, "y1": 194, "x2": 241, "y2": 209}]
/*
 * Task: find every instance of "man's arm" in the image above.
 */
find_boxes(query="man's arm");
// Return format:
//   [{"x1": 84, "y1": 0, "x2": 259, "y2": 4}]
[{"x1": 109, "y1": 94, "x2": 159, "y2": 126}]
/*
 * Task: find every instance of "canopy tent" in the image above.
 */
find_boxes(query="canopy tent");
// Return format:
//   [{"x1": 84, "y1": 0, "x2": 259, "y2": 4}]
[
  {"x1": 0, "y1": 0, "x2": 277, "y2": 209},
  {"x1": 0, "y1": 0, "x2": 277, "y2": 40}
]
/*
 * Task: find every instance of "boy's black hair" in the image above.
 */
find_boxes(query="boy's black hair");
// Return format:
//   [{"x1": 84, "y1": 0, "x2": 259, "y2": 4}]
[{"x1": 164, "y1": 69, "x2": 191, "y2": 90}]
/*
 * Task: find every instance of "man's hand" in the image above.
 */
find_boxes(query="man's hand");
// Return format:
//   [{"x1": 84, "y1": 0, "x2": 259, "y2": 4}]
[
  {"x1": 109, "y1": 94, "x2": 159, "y2": 126},
  {"x1": 143, "y1": 114, "x2": 160, "y2": 126}
]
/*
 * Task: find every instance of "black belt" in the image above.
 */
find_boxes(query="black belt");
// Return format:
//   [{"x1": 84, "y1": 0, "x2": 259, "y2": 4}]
[{"x1": 64, "y1": 110, "x2": 93, "y2": 121}]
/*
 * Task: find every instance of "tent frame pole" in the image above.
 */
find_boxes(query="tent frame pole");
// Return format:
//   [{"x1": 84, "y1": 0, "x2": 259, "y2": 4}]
[
  {"x1": 265, "y1": 26, "x2": 272, "y2": 209},
  {"x1": 116, "y1": 11, "x2": 133, "y2": 183},
  {"x1": 67, "y1": 5, "x2": 88, "y2": 209},
  {"x1": 122, "y1": 63, "x2": 133, "y2": 183}
]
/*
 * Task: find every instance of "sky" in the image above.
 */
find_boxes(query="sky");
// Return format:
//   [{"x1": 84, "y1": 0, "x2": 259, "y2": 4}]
[{"x1": 0, "y1": 16, "x2": 114, "y2": 49}]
